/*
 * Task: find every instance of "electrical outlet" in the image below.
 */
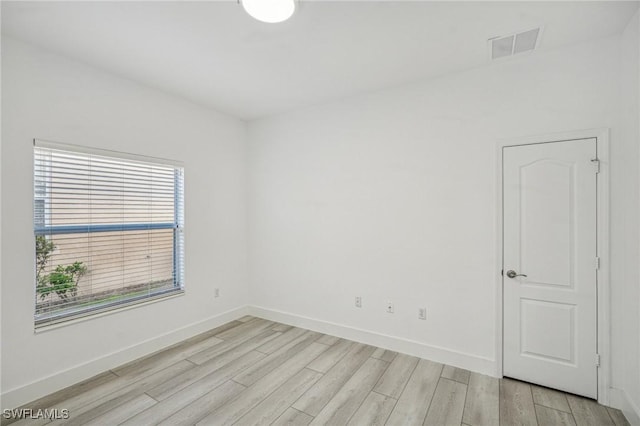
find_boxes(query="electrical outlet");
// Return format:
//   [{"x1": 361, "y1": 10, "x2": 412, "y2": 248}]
[
  {"x1": 386, "y1": 301, "x2": 394, "y2": 313},
  {"x1": 355, "y1": 296, "x2": 362, "y2": 308},
  {"x1": 214, "y1": 288, "x2": 220, "y2": 298},
  {"x1": 418, "y1": 307, "x2": 426, "y2": 320}
]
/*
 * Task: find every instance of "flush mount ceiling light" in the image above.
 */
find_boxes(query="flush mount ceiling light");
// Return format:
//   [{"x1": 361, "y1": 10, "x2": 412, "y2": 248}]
[{"x1": 242, "y1": 0, "x2": 296, "y2": 23}]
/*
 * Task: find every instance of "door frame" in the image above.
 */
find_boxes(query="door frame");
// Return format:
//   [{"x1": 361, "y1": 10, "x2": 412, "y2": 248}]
[{"x1": 495, "y1": 128, "x2": 610, "y2": 404}]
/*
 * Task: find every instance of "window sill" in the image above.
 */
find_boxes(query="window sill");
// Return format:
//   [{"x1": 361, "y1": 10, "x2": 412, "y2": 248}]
[{"x1": 34, "y1": 290, "x2": 185, "y2": 333}]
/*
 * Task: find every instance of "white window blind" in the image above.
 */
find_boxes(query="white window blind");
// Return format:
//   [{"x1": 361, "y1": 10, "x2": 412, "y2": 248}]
[{"x1": 33, "y1": 140, "x2": 184, "y2": 328}]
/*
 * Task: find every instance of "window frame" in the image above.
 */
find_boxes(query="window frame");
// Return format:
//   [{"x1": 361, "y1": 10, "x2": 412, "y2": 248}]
[{"x1": 33, "y1": 139, "x2": 185, "y2": 329}]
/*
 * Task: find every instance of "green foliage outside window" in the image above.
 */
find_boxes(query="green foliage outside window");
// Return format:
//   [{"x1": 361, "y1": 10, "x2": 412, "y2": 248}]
[{"x1": 35, "y1": 235, "x2": 87, "y2": 301}]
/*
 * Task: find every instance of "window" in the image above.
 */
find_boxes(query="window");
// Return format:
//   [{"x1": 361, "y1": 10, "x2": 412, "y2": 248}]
[{"x1": 33, "y1": 140, "x2": 184, "y2": 328}]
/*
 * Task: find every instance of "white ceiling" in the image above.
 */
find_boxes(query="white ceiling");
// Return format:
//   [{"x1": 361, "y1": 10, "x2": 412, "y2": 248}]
[{"x1": 2, "y1": 1, "x2": 638, "y2": 120}]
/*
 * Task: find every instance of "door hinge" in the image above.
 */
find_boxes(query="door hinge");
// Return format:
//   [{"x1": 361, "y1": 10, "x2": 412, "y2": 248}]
[
  {"x1": 596, "y1": 353, "x2": 601, "y2": 367},
  {"x1": 591, "y1": 158, "x2": 600, "y2": 174},
  {"x1": 595, "y1": 257, "x2": 601, "y2": 270}
]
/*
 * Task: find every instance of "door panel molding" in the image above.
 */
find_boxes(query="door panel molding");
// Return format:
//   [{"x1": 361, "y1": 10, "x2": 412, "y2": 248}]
[{"x1": 495, "y1": 128, "x2": 610, "y2": 404}]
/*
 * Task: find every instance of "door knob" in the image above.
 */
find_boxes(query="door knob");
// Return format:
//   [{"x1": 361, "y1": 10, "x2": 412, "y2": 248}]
[{"x1": 506, "y1": 270, "x2": 527, "y2": 279}]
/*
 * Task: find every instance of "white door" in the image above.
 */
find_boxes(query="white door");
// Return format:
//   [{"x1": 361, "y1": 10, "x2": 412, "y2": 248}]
[{"x1": 503, "y1": 138, "x2": 598, "y2": 398}]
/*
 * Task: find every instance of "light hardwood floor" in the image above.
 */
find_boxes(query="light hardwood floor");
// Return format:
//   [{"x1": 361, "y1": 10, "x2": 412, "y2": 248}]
[{"x1": 4, "y1": 317, "x2": 630, "y2": 426}]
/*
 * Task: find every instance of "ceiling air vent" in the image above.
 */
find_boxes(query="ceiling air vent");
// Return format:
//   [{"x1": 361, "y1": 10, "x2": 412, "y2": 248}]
[{"x1": 490, "y1": 27, "x2": 541, "y2": 60}]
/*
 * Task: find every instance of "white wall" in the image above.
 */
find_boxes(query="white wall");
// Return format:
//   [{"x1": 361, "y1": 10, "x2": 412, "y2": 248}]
[
  {"x1": 248, "y1": 34, "x2": 637, "y2": 400},
  {"x1": 1, "y1": 38, "x2": 249, "y2": 408},
  {"x1": 0, "y1": 8, "x2": 4, "y2": 412},
  {"x1": 636, "y1": 8, "x2": 640, "y2": 418},
  {"x1": 615, "y1": 8, "x2": 640, "y2": 419},
  {"x1": 2, "y1": 13, "x2": 639, "y2": 419}
]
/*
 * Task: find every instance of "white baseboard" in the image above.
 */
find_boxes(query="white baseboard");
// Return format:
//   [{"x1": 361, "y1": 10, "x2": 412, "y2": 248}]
[
  {"x1": 1, "y1": 305, "x2": 250, "y2": 410},
  {"x1": 249, "y1": 306, "x2": 496, "y2": 377},
  {"x1": 610, "y1": 387, "x2": 640, "y2": 425},
  {"x1": 8, "y1": 303, "x2": 637, "y2": 422}
]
